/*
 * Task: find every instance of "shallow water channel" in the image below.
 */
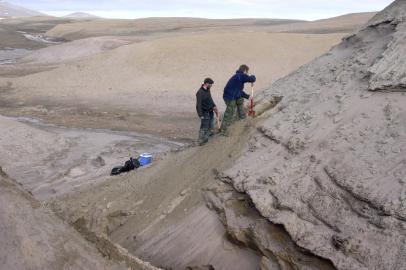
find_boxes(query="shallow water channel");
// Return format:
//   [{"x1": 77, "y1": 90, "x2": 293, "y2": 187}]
[
  {"x1": 0, "y1": 48, "x2": 31, "y2": 64},
  {"x1": 5, "y1": 116, "x2": 184, "y2": 200}
]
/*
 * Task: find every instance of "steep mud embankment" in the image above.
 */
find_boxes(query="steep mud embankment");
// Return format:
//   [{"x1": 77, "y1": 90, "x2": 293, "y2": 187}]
[
  {"x1": 214, "y1": 1, "x2": 406, "y2": 270},
  {"x1": 0, "y1": 167, "x2": 130, "y2": 270},
  {"x1": 1, "y1": 4, "x2": 402, "y2": 270},
  {"x1": 51, "y1": 122, "x2": 259, "y2": 269},
  {"x1": 50, "y1": 94, "x2": 340, "y2": 270}
]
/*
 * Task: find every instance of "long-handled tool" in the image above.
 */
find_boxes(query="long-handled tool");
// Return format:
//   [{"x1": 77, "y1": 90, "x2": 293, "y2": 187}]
[
  {"x1": 216, "y1": 114, "x2": 221, "y2": 129},
  {"x1": 248, "y1": 83, "x2": 256, "y2": 117}
]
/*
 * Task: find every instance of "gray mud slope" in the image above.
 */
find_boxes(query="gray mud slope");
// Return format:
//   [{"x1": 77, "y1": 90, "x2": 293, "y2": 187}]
[
  {"x1": 208, "y1": 1, "x2": 406, "y2": 270},
  {"x1": 0, "y1": 168, "x2": 128, "y2": 270}
]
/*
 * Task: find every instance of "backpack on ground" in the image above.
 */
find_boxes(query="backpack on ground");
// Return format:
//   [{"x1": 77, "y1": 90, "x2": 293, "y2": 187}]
[{"x1": 110, "y1": 157, "x2": 140, "y2": 176}]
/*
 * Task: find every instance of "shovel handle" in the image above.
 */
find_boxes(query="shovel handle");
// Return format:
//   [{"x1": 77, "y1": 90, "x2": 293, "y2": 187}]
[{"x1": 249, "y1": 83, "x2": 256, "y2": 117}]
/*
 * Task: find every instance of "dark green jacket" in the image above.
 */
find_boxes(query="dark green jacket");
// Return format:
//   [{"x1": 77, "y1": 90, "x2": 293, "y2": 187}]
[{"x1": 196, "y1": 86, "x2": 216, "y2": 118}]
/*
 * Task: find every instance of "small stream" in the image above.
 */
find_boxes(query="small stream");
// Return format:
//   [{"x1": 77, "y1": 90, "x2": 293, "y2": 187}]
[
  {"x1": 17, "y1": 31, "x2": 65, "y2": 44},
  {"x1": 0, "y1": 31, "x2": 65, "y2": 65},
  {"x1": 0, "y1": 48, "x2": 31, "y2": 65},
  {"x1": 5, "y1": 116, "x2": 185, "y2": 200}
]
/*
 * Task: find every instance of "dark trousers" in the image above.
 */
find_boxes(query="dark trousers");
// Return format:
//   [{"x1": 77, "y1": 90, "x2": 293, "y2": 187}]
[{"x1": 199, "y1": 111, "x2": 214, "y2": 142}]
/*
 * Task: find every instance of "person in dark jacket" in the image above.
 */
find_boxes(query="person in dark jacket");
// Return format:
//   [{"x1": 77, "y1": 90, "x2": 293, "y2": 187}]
[
  {"x1": 220, "y1": 65, "x2": 256, "y2": 136},
  {"x1": 196, "y1": 77, "x2": 218, "y2": 145}
]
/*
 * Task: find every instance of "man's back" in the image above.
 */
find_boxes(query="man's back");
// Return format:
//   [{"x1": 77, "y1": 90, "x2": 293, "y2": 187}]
[{"x1": 223, "y1": 71, "x2": 256, "y2": 101}]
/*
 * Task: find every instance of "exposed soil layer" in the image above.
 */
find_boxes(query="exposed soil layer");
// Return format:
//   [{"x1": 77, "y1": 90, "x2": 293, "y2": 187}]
[
  {"x1": 221, "y1": 1, "x2": 406, "y2": 269},
  {"x1": 0, "y1": 169, "x2": 129, "y2": 270},
  {"x1": 0, "y1": 9, "x2": 386, "y2": 270}
]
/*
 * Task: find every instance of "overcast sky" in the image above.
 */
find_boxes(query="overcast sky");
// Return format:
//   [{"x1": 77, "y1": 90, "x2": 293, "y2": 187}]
[{"x1": 7, "y1": 0, "x2": 394, "y2": 20}]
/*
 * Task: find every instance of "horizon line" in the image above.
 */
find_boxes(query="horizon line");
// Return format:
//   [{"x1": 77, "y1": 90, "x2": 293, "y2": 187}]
[{"x1": 40, "y1": 10, "x2": 377, "y2": 22}]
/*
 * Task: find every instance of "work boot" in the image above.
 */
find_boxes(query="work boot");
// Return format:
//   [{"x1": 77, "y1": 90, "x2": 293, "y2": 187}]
[
  {"x1": 199, "y1": 138, "x2": 209, "y2": 146},
  {"x1": 198, "y1": 130, "x2": 209, "y2": 146},
  {"x1": 220, "y1": 128, "x2": 230, "y2": 137}
]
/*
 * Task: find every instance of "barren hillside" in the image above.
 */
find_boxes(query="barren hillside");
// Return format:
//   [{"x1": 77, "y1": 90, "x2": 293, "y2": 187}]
[
  {"x1": 268, "y1": 12, "x2": 377, "y2": 34},
  {"x1": 212, "y1": 1, "x2": 406, "y2": 269},
  {"x1": 45, "y1": 17, "x2": 304, "y2": 40},
  {"x1": 0, "y1": 1, "x2": 44, "y2": 17},
  {"x1": 0, "y1": 31, "x2": 344, "y2": 139},
  {"x1": 0, "y1": 3, "x2": 399, "y2": 270}
]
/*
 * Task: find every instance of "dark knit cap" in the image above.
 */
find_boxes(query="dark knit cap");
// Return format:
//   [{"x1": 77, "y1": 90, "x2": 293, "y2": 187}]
[{"x1": 204, "y1": 78, "x2": 214, "y2": 84}]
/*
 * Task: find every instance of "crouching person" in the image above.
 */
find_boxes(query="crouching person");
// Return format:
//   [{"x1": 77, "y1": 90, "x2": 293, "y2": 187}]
[{"x1": 196, "y1": 78, "x2": 218, "y2": 146}]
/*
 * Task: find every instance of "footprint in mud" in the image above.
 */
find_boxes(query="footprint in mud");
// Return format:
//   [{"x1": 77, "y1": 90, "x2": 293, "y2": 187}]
[
  {"x1": 91, "y1": 156, "x2": 106, "y2": 168},
  {"x1": 68, "y1": 167, "x2": 87, "y2": 178}
]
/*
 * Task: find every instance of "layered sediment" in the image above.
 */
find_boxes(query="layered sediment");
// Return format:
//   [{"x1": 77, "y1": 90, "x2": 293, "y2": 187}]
[{"x1": 207, "y1": 1, "x2": 406, "y2": 269}]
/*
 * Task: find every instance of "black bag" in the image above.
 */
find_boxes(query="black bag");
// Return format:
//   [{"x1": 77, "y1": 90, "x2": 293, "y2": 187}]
[
  {"x1": 110, "y1": 157, "x2": 140, "y2": 176},
  {"x1": 111, "y1": 166, "x2": 123, "y2": 175}
]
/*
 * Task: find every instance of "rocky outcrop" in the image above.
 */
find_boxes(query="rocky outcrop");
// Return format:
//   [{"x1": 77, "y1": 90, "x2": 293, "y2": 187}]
[
  {"x1": 209, "y1": 1, "x2": 406, "y2": 269},
  {"x1": 367, "y1": 0, "x2": 406, "y2": 91},
  {"x1": 204, "y1": 181, "x2": 336, "y2": 270}
]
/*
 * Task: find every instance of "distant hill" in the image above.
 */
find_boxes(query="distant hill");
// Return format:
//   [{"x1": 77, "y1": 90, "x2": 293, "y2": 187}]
[
  {"x1": 64, "y1": 12, "x2": 99, "y2": 18},
  {"x1": 0, "y1": 1, "x2": 44, "y2": 17},
  {"x1": 267, "y1": 12, "x2": 377, "y2": 34}
]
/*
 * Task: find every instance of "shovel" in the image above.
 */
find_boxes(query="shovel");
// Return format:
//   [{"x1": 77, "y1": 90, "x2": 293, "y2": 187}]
[
  {"x1": 248, "y1": 83, "x2": 256, "y2": 117},
  {"x1": 216, "y1": 112, "x2": 221, "y2": 130}
]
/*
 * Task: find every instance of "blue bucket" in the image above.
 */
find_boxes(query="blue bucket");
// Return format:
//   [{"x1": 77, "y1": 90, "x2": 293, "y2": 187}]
[{"x1": 139, "y1": 153, "x2": 153, "y2": 166}]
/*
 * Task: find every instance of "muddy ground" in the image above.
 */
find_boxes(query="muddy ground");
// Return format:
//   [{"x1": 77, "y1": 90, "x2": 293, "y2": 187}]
[
  {"x1": 0, "y1": 12, "x2": 378, "y2": 270},
  {"x1": 49, "y1": 121, "x2": 258, "y2": 269},
  {"x1": 0, "y1": 97, "x2": 197, "y2": 141}
]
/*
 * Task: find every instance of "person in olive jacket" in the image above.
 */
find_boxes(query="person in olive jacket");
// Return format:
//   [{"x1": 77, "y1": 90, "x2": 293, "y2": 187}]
[{"x1": 196, "y1": 77, "x2": 218, "y2": 145}]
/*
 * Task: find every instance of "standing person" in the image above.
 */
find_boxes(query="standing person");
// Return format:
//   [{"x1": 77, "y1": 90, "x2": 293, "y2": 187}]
[
  {"x1": 220, "y1": 65, "x2": 256, "y2": 136},
  {"x1": 196, "y1": 78, "x2": 218, "y2": 146}
]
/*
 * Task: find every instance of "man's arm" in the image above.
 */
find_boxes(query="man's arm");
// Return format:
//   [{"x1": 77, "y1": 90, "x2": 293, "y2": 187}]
[
  {"x1": 240, "y1": 74, "x2": 256, "y2": 83},
  {"x1": 241, "y1": 91, "x2": 250, "y2": 99},
  {"x1": 196, "y1": 91, "x2": 204, "y2": 118}
]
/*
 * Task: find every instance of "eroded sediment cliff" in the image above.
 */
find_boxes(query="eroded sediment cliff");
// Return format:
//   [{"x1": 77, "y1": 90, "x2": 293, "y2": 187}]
[{"x1": 207, "y1": 1, "x2": 406, "y2": 269}]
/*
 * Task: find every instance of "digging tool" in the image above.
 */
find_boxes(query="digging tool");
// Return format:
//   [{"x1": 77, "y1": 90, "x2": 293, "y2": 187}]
[
  {"x1": 215, "y1": 110, "x2": 221, "y2": 130},
  {"x1": 248, "y1": 83, "x2": 256, "y2": 117},
  {"x1": 216, "y1": 114, "x2": 221, "y2": 129}
]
